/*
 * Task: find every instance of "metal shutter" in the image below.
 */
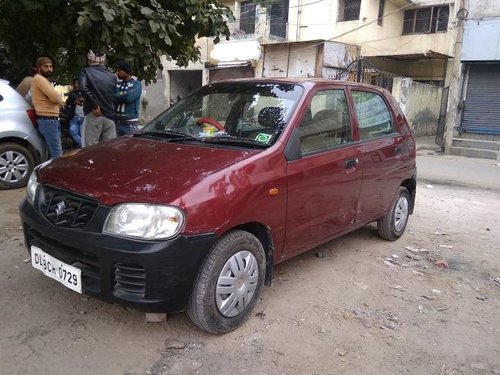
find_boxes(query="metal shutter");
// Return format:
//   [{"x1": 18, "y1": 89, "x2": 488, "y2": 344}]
[{"x1": 461, "y1": 63, "x2": 500, "y2": 135}]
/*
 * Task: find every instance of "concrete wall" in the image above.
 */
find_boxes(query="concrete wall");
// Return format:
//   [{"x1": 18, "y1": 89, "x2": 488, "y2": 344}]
[
  {"x1": 392, "y1": 77, "x2": 443, "y2": 136},
  {"x1": 467, "y1": 0, "x2": 500, "y2": 17},
  {"x1": 322, "y1": 41, "x2": 360, "y2": 79},
  {"x1": 141, "y1": 75, "x2": 167, "y2": 124}
]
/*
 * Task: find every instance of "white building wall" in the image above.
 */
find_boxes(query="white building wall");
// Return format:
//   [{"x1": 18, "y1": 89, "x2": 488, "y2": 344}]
[
  {"x1": 288, "y1": 0, "x2": 455, "y2": 58},
  {"x1": 288, "y1": 0, "x2": 337, "y2": 41}
]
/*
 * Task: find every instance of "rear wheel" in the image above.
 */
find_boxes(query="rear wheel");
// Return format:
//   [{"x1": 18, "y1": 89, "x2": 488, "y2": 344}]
[
  {"x1": 377, "y1": 187, "x2": 410, "y2": 241},
  {"x1": 187, "y1": 230, "x2": 265, "y2": 334},
  {"x1": 0, "y1": 143, "x2": 35, "y2": 189}
]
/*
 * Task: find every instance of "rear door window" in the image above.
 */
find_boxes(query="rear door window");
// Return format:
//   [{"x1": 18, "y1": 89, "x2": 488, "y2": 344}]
[{"x1": 352, "y1": 91, "x2": 394, "y2": 140}]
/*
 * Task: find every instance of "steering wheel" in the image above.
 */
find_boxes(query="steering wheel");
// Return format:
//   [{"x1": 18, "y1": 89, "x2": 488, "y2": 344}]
[{"x1": 196, "y1": 117, "x2": 225, "y2": 131}]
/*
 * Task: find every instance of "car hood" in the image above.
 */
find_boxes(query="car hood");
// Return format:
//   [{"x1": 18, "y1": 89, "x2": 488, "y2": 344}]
[{"x1": 37, "y1": 136, "x2": 257, "y2": 206}]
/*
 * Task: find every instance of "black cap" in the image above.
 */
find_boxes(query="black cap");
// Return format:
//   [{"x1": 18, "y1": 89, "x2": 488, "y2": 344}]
[{"x1": 115, "y1": 60, "x2": 133, "y2": 75}]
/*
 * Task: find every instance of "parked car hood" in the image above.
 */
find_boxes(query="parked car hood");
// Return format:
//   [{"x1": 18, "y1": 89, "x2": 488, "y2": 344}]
[{"x1": 37, "y1": 137, "x2": 257, "y2": 206}]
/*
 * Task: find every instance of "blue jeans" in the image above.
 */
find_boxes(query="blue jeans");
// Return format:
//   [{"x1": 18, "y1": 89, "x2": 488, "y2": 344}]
[
  {"x1": 69, "y1": 116, "x2": 84, "y2": 147},
  {"x1": 37, "y1": 118, "x2": 62, "y2": 158}
]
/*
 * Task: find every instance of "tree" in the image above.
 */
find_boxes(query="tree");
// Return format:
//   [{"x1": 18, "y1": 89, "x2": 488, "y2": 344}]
[{"x1": 0, "y1": 0, "x2": 234, "y2": 85}]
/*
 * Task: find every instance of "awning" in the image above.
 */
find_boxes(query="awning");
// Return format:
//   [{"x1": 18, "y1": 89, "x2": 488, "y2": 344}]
[{"x1": 209, "y1": 40, "x2": 261, "y2": 64}]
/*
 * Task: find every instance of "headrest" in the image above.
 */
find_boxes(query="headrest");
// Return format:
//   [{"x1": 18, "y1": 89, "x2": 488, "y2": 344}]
[
  {"x1": 313, "y1": 109, "x2": 341, "y2": 122},
  {"x1": 258, "y1": 107, "x2": 284, "y2": 128}
]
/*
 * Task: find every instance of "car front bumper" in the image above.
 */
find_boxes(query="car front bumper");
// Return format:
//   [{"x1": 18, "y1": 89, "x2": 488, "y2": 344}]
[{"x1": 20, "y1": 198, "x2": 217, "y2": 313}]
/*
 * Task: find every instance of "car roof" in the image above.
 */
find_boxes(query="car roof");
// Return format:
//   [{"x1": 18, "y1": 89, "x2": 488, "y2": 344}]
[{"x1": 206, "y1": 77, "x2": 387, "y2": 94}]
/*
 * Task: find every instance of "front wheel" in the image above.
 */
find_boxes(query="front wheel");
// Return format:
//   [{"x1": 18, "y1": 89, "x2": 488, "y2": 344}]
[
  {"x1": 187, "y1": 230, "x2": 266, "y2": 334},
  {"x1": 377, "y1": 187, "x2": 411, "y2": 241},
  {"x1": 0, "y1": 143, "x2": 35, "y2": 189}
]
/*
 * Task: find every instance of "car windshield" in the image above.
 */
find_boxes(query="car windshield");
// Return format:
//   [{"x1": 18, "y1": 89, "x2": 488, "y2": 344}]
[{"x1": 138, "y1": 82, "x2": 303, "y2": 148}]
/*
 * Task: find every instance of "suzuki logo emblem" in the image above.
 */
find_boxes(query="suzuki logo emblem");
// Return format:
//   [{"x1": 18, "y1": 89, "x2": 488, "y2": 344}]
[{"x1": 55, "y1": 201, "x2": 65, "y2": 216}]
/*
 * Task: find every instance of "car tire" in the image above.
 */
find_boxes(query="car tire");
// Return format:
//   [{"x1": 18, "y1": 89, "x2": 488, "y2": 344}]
[
  {"x1": 187, "y1": 230, "x2": 266, "y2": 334},
  {"x1": 0, "y1": 143, "x2": 35, "y2": 190},
  {"x1": 377, "y1": 186, "x2": 410, "y2": 241}
]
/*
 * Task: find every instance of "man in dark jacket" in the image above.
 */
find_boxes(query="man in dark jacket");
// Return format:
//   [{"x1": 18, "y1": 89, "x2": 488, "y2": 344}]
[
  {"x1": 79, "y1": 49, "x2": 117, "y2": 147},
  {"x1": 114, "y1": 60, "x2": 142, "y2": 136}
]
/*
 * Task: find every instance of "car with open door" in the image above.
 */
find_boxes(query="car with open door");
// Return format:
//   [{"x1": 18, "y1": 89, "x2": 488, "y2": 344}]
[{"x1": 20, "y1": 78, "x2": 416, "y2": 334}]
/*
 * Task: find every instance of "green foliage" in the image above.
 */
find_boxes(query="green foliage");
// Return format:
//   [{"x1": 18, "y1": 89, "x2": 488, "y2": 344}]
[{"x1": 0, "y1": 0, "x2": 234, "y2": 85}]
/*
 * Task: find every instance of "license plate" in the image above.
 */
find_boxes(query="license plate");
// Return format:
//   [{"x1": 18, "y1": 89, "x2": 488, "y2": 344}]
[{"x1": 31, "y1": 246, "x2": 82, "y2": 293}]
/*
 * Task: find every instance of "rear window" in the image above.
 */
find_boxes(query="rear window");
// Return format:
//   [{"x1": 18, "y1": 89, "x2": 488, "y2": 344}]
[{"x1": 352, "y1": 91, "x2": 394, "y2": 140}]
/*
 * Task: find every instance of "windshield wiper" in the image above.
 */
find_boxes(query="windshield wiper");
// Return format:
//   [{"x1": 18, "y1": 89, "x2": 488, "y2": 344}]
[
  {"x1": 135, "y1": 130, "x2": 199, "y2": 141},
  {"x1": 202, "y1": 136, "x2": 270, "y2": 149}
]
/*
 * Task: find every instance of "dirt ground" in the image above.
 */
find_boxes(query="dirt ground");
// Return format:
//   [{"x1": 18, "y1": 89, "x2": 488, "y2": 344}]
[{"x1": 1, "y1": 176, "x2": 499, "y2": 374}]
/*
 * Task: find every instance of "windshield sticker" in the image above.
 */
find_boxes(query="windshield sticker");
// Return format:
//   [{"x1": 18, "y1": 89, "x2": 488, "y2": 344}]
[{"x1": 254, "y1": 133, "x2": 272, "y2": 143}]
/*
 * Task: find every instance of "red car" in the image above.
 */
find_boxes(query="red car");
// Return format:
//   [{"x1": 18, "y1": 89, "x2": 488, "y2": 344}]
[{"x1": 20, "y1": 78, "x2": 416, "y2": 334}]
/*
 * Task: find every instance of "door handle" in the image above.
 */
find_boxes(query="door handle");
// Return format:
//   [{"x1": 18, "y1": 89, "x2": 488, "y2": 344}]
[
  {"x1": 394, "y1": 146, "x2": 401, "y2": 154},
  {"x1": 345, "y1": 158, "x2": 359, "y2": 169}
]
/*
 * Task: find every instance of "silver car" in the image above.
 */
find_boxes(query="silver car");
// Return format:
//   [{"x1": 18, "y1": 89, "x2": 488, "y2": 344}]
[{"x1": 0, "y1": 79, "x2": 48, "y2": 189}]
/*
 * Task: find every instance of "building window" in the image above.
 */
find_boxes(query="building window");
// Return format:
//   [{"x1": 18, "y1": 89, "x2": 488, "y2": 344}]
[
  {"x1": 377, "y1": 0, "x2": 385, "y2": 26},
  {"x1": 338, "y1": 0, "x2": 361, "y2": 22},
  {"x1": 239, "y1": 0, "x2": 288, "y2": 37},
  {"x1": 240, "y1": 1, "x2": 256, "y2": 34},
  {"x1": 270, "y1": 0, "x2": 289, "y2": 38},
  {"x1": 402, "y1": 5, "x2": 449, "y2": 35}
]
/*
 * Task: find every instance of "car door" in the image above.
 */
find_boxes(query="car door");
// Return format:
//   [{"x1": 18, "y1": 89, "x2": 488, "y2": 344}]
[
  {"x1": 349, "y1": 88, "x2": 406, "y2": 224},
  {"x1": 283, "y1": 88, "x2": 362, "y2": 258}
]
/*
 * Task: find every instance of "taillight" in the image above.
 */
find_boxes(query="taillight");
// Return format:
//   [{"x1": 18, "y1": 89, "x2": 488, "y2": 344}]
[{"x1": 27, "y1": 109, "x2": 37, "y2": 127}]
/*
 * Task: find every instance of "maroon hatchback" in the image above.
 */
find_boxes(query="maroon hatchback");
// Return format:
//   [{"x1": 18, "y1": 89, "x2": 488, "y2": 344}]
[{"x1": 20, "y1": 78, "x2": 416, "y2": 334}]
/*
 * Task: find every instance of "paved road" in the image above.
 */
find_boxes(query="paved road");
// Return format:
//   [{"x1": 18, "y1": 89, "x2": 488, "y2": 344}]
[{"x1": 416, "y1": 137, "x2": 500, "y2": 190}]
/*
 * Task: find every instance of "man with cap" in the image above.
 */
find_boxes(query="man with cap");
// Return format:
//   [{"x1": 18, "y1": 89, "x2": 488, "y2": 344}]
[
  {"x1": 114, "y1": 60, "x2": 142, "y2": 136},
  {"x1": 79, "y1": 49, "x2": 117, "y2": 147},
  {"x1": 31, "y1": 57, "x2": 64, "y2": 158}
]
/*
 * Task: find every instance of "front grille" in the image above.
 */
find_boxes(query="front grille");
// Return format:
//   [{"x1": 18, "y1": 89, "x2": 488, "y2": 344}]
[
  {"x1": 114, "y1": 263, "x2": 146, "y2": 297},
  {"x1": 39, "y1": 186, "x2": 98, "y2": 229}
]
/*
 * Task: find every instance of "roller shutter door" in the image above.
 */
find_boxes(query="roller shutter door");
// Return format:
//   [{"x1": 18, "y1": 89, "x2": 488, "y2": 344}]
[{"x1": 461, "y1": 63, "x2": 500, "y2": 135}]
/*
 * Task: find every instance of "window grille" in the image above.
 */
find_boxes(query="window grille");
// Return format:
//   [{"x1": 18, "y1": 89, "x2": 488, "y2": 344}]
[
  {"x1": 339, "y1": 0, "x2": 361, "y2": 22},
  {"x1": 403, "y1": 5, "x2": 449, "y2": 35}
]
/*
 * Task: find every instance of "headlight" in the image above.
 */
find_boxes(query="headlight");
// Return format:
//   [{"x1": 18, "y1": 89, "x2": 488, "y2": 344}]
[
  {"x1": 103, "y1": 204, "x2": 185, "y2": 240},
  {"x1": 26, "y1": 170, "x2": 39, "y2": 205}
]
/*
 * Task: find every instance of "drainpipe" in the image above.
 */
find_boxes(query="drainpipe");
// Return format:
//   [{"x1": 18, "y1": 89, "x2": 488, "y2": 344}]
[
  {"x1": 296, "y1": 0, "x2": 302, "y2": 41},
  {"x1": 286, "y1": 44, "x2": 291, "y2": 77},
  {"x1": 357, "y1": 58, "x2": 363, "y2": 83}
]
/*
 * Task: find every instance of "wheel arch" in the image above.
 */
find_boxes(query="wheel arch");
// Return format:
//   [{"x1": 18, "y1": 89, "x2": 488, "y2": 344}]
[
  {"x1": 0, "y1": 137, "x2": 42, "y2": 164},
  {"x1": 230, "y1": 222, "x2": 275, "y2": 287},
  {"x1": 400, "y1": 176, "x2": 416, "y2": 214}
]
